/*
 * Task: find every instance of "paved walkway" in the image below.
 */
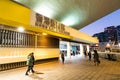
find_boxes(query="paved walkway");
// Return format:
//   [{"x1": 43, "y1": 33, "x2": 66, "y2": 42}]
[{"x1": 0, "y1": 56, "x2": 120, "y2": 80}]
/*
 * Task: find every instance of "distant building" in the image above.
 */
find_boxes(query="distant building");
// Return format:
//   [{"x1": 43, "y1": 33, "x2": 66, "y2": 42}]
[
  {"x1": 93, "y1": 26, "x2": 117, "y2": 42},
  {"x1": 116, "y1": 25, "x2": 120, "y2": 43},
  {"x1": 93, "y1": 32, "x2": 108, "y2": 42},
  {"x1": 93, "y1": 26, "x2": 120, "y2": 51},
  {"x1": 104, "y1": 26, "x2": 116, "y2": 42}
]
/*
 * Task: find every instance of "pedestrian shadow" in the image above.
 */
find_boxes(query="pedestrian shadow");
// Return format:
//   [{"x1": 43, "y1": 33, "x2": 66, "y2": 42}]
[
  {"x1": 29, "y1": 73, "x2": 43, "y2": 80},
  {"x1": 35, "y1": 71, "x2": 44, "y2": 74}
]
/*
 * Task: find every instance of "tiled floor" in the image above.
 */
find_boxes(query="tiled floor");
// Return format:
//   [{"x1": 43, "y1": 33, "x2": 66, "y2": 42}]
[{"x1": 0, "y1": 56, "x2": 120, "y2": 80}]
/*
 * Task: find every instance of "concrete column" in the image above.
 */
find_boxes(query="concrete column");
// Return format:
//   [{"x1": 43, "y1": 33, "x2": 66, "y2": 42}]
[
  {"x1": 80, "y1": 44, "x2": 84, "y2": 56},
  {"x1": 86, "y1": 45, "x2": 90, "y2": 52},
  {"x1": 34, "y1": 34, "x2": 37, "y2": 54},
  {"x1": 35, "y1": 35, "x2": 37, "y2": 48},
  {"x1": 67, "y1": 42, "x2": 71, "y2": 58}
]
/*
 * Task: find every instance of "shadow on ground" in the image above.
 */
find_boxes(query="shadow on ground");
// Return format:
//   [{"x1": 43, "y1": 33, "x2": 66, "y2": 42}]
[{"x1": 29, "y1": 71, "x2": 44, "y2": 80}]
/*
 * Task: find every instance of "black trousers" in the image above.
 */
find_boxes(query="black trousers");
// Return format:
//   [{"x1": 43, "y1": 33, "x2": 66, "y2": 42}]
[
  {"x1": 62, "y1": 57, "x2": 65, "y2": 63},
  {"x1": 26, "y1": 66, "x2": 34, "y2": 74}
]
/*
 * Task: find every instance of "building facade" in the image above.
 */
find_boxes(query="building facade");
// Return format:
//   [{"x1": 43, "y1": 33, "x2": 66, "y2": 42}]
[{"x1": 93, "y1": 26, "x2": 120, "y2": 51}]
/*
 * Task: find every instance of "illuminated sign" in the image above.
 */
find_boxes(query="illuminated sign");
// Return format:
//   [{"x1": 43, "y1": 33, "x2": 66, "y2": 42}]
[{"x1": 30, "y1": 11, "x2": 70, "y2": 35}]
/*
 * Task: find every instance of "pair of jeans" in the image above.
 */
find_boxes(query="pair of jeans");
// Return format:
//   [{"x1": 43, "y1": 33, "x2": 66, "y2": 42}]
[{"x1": 26, "y1": 66, "x2": 34, "y2": 74}]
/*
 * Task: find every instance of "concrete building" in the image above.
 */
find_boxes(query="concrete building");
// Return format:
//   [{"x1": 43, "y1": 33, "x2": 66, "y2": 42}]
[
  {"x1": 0, "y1": 0, "x2": 120, "y2": 79},
  {"x1": 116, "y1": 25, "x2": 120, "y2": 43},
  {"x1": 0, "y1": 0, "x2": 98, "y2": 71}
]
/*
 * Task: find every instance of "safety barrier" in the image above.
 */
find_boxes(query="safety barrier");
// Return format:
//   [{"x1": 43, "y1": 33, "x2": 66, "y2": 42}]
[
  {"x1": 98, "y1": 52, "x2": 120, "y2": 61},
  {"x1": 0, "y1": 61, "x2": 26, "y2": 71},
  {"x1": 0, "y1": 57, "x2": 58, "y2": 71}
]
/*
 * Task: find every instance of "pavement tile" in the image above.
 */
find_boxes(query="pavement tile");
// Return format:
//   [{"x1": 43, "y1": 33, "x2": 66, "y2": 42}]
[{"x1": 0, "y1": 56, "x2": 120, "y2": 80}]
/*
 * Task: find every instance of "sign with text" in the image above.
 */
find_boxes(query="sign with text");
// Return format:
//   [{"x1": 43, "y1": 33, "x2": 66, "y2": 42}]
[{"x1": 30, "y1": 11, "x2": 70, "y2": 35}]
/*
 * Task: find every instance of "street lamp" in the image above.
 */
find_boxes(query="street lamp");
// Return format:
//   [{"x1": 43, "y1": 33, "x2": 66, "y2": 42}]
[{"x1": 106, "y1": 43, "x2": 110, "y2": 48}]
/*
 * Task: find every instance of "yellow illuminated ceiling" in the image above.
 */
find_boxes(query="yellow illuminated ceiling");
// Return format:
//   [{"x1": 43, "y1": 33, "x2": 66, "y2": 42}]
[
  {"x1": 0, "y1": 0, "x2": 72, "y2": 40},
  {"x1": 13, "y1": 0, "x2": 120, "y2": 29}
]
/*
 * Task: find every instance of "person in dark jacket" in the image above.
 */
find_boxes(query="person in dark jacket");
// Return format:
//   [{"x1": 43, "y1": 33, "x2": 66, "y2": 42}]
[
  {"x1": 61, "y1": 51, "x2": 65, "y2": 64},
  {"x1": 93, "y1": 50, "x2": 100, "y2": 66},
  {"x1": 88, "y1": 51, "x2": 92, "y2": 61},
  {"x1": 84, "y1": 50, "x2": 87, "y2": 58},
  {"x1": 25, "y1": 52, "x2": 35, "y2": 75}
]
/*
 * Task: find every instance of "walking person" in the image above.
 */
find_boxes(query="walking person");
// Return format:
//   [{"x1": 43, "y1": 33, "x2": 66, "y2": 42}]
[
  {"x1": 61, "y1": 51, "x2": 65, "y2": 64},
  {"x1": 84, "y1": 50, "x2": 87, "y2": 58},
  {"x1": 93, "y1": 50, "x2": 100, "y2": 66},
  {"x1": 88, "y1": 51, "x2": 92, "y2": 61},
  {"x1": 25, "y1": 52, "x2": 35, "y2": 75}
]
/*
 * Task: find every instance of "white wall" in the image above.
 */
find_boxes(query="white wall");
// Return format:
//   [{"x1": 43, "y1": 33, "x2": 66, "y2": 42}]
[{"x1": 65, "y1": 26, "x2": 98, "y2": 43}]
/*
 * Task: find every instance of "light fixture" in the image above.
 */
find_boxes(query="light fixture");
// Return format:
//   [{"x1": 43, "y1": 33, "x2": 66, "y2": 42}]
[
  {"x1": 106, "y1": 43, "x2": 110, "y2": 48},
  {"x1": 118, "y1": 43, "x2": 120, "y2": 47},
  {"x1": 42, "y1": 32, "x2": 47, "y2": 35},
  {"x1": 17, "y1": 27, "x2": 24, "y2": 32}
]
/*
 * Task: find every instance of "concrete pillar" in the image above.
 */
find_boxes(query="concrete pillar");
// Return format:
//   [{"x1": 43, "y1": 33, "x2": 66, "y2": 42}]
[
  {"x1": 80, "y1": 44, "x2": 84, "y2": 56},
  {"x1": 35, "y1": 35, "x2": 37, "y2": 48},
  {"x1": 67, "y1": 42, "x2": 71, "y2": 58},
  {"x1": 34, "y1": 34, "x2": 37, "y2": 54},
  {"x1": 86, "y1": 45, "x2": 90, "y2": 52}
]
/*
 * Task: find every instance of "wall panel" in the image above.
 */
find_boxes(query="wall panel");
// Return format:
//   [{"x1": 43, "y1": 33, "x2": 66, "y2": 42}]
[{"x1": 0, "y1": 48, "x2": 59, "y2": 64}]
